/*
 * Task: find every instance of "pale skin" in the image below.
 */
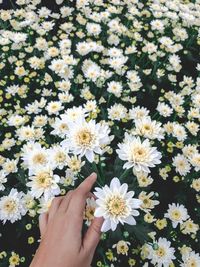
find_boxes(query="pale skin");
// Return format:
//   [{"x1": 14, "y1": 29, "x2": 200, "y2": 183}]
[{"x1": 30, "y1": 173, "x2": 104, "y2": 267}]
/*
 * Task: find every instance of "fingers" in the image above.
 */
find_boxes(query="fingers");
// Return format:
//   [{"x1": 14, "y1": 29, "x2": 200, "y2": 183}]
[
  {"x1": 48, "y1": 196, "x2": 64, "y2": 221},
  {"x1": 59, "y1": 190, "x2": 74, "y2": 213},
  {"x1": 66, "y1": 173, "x2": 97, "y2": 230},
  {"x1": 82, "y1": 217, "x2": 104, "y2": 255},
  {"x1": 39, "y1": 212, "x2": 48, "y2": 238},
  {"x1": 77, "y1": 173, "x2": 97, "y2": 195}
]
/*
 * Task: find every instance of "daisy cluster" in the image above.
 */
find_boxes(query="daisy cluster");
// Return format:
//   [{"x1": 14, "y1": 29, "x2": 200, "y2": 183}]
[{"x1": 0, "y1": 0, "x2": 200, "y2": 266}]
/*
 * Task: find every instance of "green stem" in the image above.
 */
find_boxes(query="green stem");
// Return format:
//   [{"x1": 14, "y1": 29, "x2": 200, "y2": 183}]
[
  {"x1": 92, "y1": 162, "x2": 104, "y2": 186},
  {"x1": 119, "y1": 168, "x2": 131, "y2": 181}
]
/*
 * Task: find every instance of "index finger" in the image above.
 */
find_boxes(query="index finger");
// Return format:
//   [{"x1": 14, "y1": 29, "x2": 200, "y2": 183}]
[{"x1": 66, "y1": 173, "x2": 97, "y2": 223}]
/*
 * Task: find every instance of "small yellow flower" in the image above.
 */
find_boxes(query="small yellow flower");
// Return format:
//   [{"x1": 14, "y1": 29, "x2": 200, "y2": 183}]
[
  {"x1": 173, "y1": 176, "x2": 180, "y2": 183},
  {"x1": 128, "y1": 258, "x2": 136, "y2": 266},
  {"x1": 28, "y1": 236, "x2": 34, "y2": 244},
  {"x1": 9, "y1": 252, "x2": 20, "y2": 266},
  {"x1": 155, "y1": 218, "x2": 167, "y2": 230}
]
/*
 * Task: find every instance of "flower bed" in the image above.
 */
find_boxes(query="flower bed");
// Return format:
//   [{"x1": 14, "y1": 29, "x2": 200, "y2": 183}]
[{"x1": 0, "y1": 0, "x2": 200, "y2": 266}]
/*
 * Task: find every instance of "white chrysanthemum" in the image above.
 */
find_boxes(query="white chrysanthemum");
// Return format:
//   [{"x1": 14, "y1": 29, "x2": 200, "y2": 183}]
[
  {"x1": 172, "y1": 154, "x2": 191, "y2": 176},
  {"x1": 48, "y1": 145, "x2": 69, "y2": 170},
  {"x1": 86, "y1": 22, "x2": 101, "y2": 36},
  {"x1": 117, "y1": 134, "x2": 162, "y2": 173},
  {"x1": 180, "y1": 251, "x2": 200, "y2": 267},
  {"x1": 46, "y1": 101, "x2": 64, "y2": 115},
  {"x1": 84, "y1": 197, "x2": 97, "y2": 226},
  {"x1": 51, "y1": 117, "x2": 69, "y2": 138},
  {"x1": 64, "y1": 106, "x2": 86, "y2": 122},
  {"x1": 107, "y1": 81, "x2": 123, "y2": 97},
  {"x1": 60, "y1": 169, "x2": 78, "y2": 186},
  {"x1": 134, "y1": 117, "x2": 164, "y2": 140},
  {"x1": 2, "y1": 159, "x2": 18, "y2": 175},
  {"x1": 7, "y1": 115, "x2": 26, "y2": 127},
  {"x1": 27, "y1": 166, "x2": 60, "y2": 199},
  {"x1": 157, "y1": 102, "x2": 173, "y2": 117},
  {"x1": 21, "y1": 142, "x2": 49, "y2": 175},
  {"x1": 61, "y1": 118, "x2": 112, "y2": 162},
  {"x1": 189, "y1": 153, "x2": 200, "y2": 171},
  {"x1": 37, "y1": 196, "x2": 54, "y2": 214},
  {"x1": 146, "y1": 237, "x2": 175, "y2": 267},
  {"x1": 108, "y1": 103, "x2": 127, "y2": 121},
  {"x1": 165, "y1": 203, "x2": 189, "y2": 228},
  {"x1": 0, "y1": 171, "x2": 7, "y2": 191},
  {"x1": 172, "y1": 123, "x2": 187, "y2": 141},
  {"x1": 129, "y1": 106, "x2": 149, "y2": 120},
  {"x1": 0, "y1": 189, "x2": 27, "y2": 224},
  {"x1": 94, "y1": 177, "x2": 142, "y2": 232}
]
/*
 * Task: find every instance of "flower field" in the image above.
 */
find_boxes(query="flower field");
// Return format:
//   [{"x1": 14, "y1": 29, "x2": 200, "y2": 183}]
[{"x1": 0, "y1": 0, "x2": 200, "y2": 266}]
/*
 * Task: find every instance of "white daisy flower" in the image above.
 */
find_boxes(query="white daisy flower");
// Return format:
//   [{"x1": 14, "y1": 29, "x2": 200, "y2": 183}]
[
  {"x1": 180, "y1": 251, "x2": 200, "y2": 267},
  {"x1": 94, "y1": 177, "x2": 142, "y2": 232},
  {"x1": 164, "y1": 203, "x2": 189, "y2": 228},
  {"x1": 134, "y1": 117, "x2": 164, "y2": 140},
  {"x1": 61, "y1": 118, "x2": 112, "y2": 163},
  {"x1": 189, "y1": 153, "x2": 200, "y2": 171},
  {"x1": 60, "y1": 169, "x2": 78, "y2": 187},
  {"x1": 172, "y1": 154, "x2": 191, "y2": 176},
  {"x1": 156, "y1": 102, "x2": 173, "y2": 117},
  {"x1": 0, "y1": 171, "x2": 7, "y2": 191},
  {"x1": 146, "y1": 237, "x2": 175, "y2": 267},
  {"x1": 107, "y1": 81, "x2": 123, "y2": 97},
  {"x1": 84, "y1": 197, "x2": 97, "y2": 226},
  {"x1": 27, "y1": 166, "x2": 60, "y2": 199},
  {"x1": 21, "y1": 142, "x2": 49, "y2": 175},
  {"x1": 117, "y1": 134, "x2": 162, "y2": 173},
  {"x1": 0, "y1": 189, "x2": 27, "y2": 224}
]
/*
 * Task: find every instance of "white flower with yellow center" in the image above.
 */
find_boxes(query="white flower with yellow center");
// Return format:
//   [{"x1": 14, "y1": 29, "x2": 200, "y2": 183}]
[
  {"x1": 60, "y1": 169, "x2": 78, "y2": 186},
  {"x1": 61, "y1": 118, "x2": 112, "y2": 163},
  {"x1": 134, "y1": 116, "x2": 164, "y2": 140},
  {"x1": 147, "y1": 237, "x2": 175, "y2": 267},
  {"x1": 27, "y1": 166, "x2": 60, "y2": 199},
  {"x1": 164, "y1": 203, "x2": 189, "y2": 228},
  {"x1": 0, "y1": 189, "x2": 27, "y2": 224},
  {"x1": 189, "y1": 153, "x2": 200, "y2": 171},
  {"x1": 172, "y1": 154, "x2": 191, "y2": 176},
  {"x1": 0, "y1": 171, "x2": 7, "y2": 191},
  {"x1": 112, "y1": 240, "x2": 130, "y2": 255},
  {"x1": 117, "y1": 134, "x2": 162, "y2": 173},
  {"x1": 49, "y1": 145, "x2": 69, "y2": 170},
  {"x1": 22, "y1": 145, "x2": 48, "y2": 176},
  {"x1": 84, "y1": 197, "x2": 97, "y2": 226},
  {"x1": 181, "y1": 251, "x2": 200, "y2": 267},
  {"x1": 94, "y1": 177, "x2": 142, "y2": 232}
]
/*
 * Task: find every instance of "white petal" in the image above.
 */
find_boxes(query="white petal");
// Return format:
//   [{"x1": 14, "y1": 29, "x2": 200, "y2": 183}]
[
  {"x1": 111, "y1": 219, "x2": 118, "y2": 231},
  {"x1": 101, "y1": 219, "x2": 111, "y2": 232},
  {"x1": 110, "y1": 177, "x2": 120, "y2": 190},
  {"x1": 124, "y1": 216, "x2": 136, "y2": 225},
  {"x1": 85, "y1": 150, "x2": 95, "y2": 163},
  {"x1": 94, "y1": 207, "x2": 105, "y2": 217}
]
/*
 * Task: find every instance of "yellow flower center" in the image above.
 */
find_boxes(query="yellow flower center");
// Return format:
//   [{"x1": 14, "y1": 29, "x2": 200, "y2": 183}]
[
  {"x1": 131, "y1": 145, "x2": 147, "y2": 162},
  {"x1": 188, "y1": 259, "x2": 197, "y2": 267},
  {"x1": 156, "y1": 247, "x2": 166, "y2": 258},
  {"x1": 4, "y1": 200, "x2": 17, "y2": 213},
  {"x1": 171, "y1": 210, "x2": 181, "y2": 220},
  {"x1": 32, "y1": 153, "x2": 47, "y2": 165},
  {"x1": 76, "y1": 128, "x2": 94, "y2": 147},
  {"x1": 36, "y1": 172, "x2": 52, "y2": 188},
  {"x1": 55, "y1": 152, "x2": 66, "y2": 163},
  {"x1": 106, "y1": 195, "x2": 127, "y2": 217}
]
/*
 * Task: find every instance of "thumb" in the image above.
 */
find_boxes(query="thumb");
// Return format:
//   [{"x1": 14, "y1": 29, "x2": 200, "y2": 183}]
[
  {"x1": 39, "y1": 212, "x2": 48, "y2": 239},
  {"x1": 83, "y1": 217, "x2": 104, "y2": 255}
]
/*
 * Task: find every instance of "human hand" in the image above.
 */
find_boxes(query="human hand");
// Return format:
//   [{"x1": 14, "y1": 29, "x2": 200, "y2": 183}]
[{"x1": 30, "y1": 173, "x2": 104, "y2": 267}]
